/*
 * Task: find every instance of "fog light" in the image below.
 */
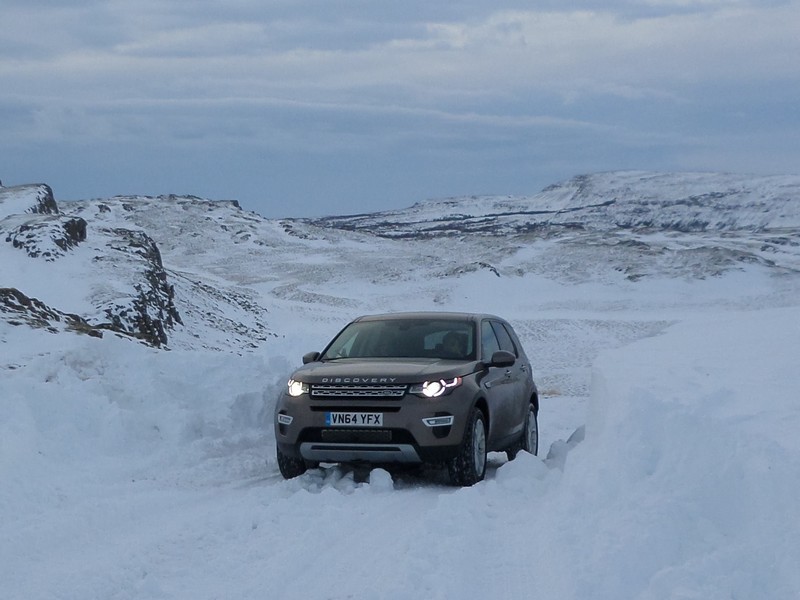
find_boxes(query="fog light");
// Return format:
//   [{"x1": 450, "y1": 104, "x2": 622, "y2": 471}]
[
  {"x1": 422, "y1": 415, "x2": 454, "y2": 427},
  {"x1": 277, "y1": 413, "x2": 293, "y2": 425}
]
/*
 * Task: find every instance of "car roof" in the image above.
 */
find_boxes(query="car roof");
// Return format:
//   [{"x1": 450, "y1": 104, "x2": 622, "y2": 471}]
[{"x1": 352, "y1": 311, "x2": 505, "y2": 323}]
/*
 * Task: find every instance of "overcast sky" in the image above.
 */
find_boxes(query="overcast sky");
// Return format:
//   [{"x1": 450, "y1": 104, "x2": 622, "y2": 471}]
[{"x1": 2, "y1": 0, "x2": 799, "y2": 218}]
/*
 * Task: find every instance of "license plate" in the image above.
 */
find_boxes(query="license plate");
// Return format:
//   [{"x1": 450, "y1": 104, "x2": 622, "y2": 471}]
[{"x1": 325, "y1": 412, "x2": 383, "y2": 427}]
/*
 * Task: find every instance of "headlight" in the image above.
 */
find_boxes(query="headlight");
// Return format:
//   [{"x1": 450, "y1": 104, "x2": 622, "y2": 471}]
[
  {"x1": 287, "y1": 379, "x2": 309, "y2": 397},
  {"x1": 410, "y1": 377, "x2": 462, "y2": 398}
]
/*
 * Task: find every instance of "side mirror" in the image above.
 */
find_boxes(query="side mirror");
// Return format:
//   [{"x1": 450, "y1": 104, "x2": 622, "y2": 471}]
[
  {"x1": 302, "y1": 351, "x2": 321, "y2": 364},
  {"x1": 490, "y1": 350, "x2": 516, "y2": 368}
]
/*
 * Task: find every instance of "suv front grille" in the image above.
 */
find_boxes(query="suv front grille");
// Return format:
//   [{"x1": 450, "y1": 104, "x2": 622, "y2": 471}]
[
  {"x1": 320, "y1": 429, "x2": 393, "y2": 443},
  {"x1": 300, "y1": 428, "x2": 417, "y2": 445},
  {"x1": 311, "y1": 384, "x2": 407, "y2": 398}
]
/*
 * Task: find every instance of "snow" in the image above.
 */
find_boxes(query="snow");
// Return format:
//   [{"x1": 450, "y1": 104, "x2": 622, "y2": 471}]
[
  {"x1": 0, "y1": 185, "x2": 51, "y2": 221},
  {"x1": 314, "y1": 171, "x2": 800, "y2": 236},
  {"x1": 3, "y1": 282, "x2": 799, "y2": 599},
  {"x1": 2, "y1": 173, "x2": 800, "y2": 599}
]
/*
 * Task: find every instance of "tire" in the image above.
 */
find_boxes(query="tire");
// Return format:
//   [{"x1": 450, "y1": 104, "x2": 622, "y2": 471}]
[
  {"x1": 276, "y1": 446, "x2": 307, "y2": 479},
  {"x1": 448, "y1": 407, "x2": 487, "y2": 486},
  {"x1": 506, "y1": 403, "x2": 538, "y2": 460},
  {"x1": 522, "y1": 404, "x2": 538, "y2": 456}
]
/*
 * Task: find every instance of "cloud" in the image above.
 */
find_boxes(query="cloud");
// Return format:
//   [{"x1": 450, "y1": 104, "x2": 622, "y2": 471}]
[
  {"x1": 2, "y1": 1, "x2": 799, "y2": 214},
  {"x1": 5, "y1": 4, "x2": 798, "y2": 109}
]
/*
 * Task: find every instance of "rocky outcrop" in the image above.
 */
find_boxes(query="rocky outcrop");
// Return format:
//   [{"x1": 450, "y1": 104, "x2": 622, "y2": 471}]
[
  {"x1": 63, "y1": 193, "x2": 277, "y2": 350},
  {"x1": 1, "y1": 287, "x2": 104, "y2": 338},
  {"x1": 2, "y1": 214, "x2": 87, "y2": 260},
  {"x1": 93, "y1": 228, "x2": 182, "y2": 347},
  {"x1": 1, "y1": 184, "x2": 82, "y2": 260},
  {"x1": 0, "y1": 183, "x2": 58, "y2": 218},
  {"x1": 1, "y1": 185, "x2": 183, "y2": 347}
]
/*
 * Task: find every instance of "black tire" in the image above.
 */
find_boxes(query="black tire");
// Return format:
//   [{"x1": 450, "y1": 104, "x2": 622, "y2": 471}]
[
  {"x1": 276, "y1": 446, "x2": 307, "y2": 479},
  {"x1": 506, "y1": 403, "x2": 538, "y2": 460},
  {"x1": 522, "y1": 404, "x2": 538, "y2": 456},
  {"x1": 448, "y1": 407, "x2": 487, "y2": 486}
]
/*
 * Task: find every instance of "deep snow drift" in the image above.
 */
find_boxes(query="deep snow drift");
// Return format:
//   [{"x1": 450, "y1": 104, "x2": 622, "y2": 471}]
[
  {"x1": 2, "y1": 172, "x2": 800, "y2": 599},
  {"x1": 3, "y1": 300, "x2": 798, "y2": 599}
]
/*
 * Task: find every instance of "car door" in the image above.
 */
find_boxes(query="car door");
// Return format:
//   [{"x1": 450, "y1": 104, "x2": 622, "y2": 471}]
[
  {"x1": 480, "y1": 319, "x2": 519, "y2": 445},
  {"x1": 490, "y1": 320, "x2": 530, "y2": 435}
]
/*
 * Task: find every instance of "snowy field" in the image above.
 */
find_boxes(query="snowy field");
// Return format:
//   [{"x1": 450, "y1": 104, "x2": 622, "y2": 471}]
[
  {"x1": 3, "y1": 174, "x2": 800, "y2": 599},
  {"x1": 3, "y1": 267, "x2": 799, "y2": 599}
]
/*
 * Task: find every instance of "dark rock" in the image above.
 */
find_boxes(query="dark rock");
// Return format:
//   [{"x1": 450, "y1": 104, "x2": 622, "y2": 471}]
[
  {"x1": 0, "y1": 183, "x2": 59, "y2": 217},
  {"x1": 30, "y1": 184, "x2": 59, "y2": 215},
  {"x1": 3, "y1": 215, "x2": 88, "y2": 260},
  {"x1": 1, "y1": 287, "x2": 104, "y2": 338},
  {"x1": 93, "y1": 228, "x2": 182, "y2": 347},
  {"x1": 59, "y1": 217, "x2": 87, "y2": 248}
]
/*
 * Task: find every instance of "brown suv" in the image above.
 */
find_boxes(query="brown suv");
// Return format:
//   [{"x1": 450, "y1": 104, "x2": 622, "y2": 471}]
[{"x1": 274, "y1": 312, "x2": 539, "y2": 486}]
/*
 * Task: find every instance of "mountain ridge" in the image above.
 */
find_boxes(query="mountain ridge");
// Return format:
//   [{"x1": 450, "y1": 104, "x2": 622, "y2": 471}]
[
  {"x1": 306, "y1": 171, "x2": 800, "y2": 238},
  {"x1": 2, "y1": 171, "x2": 798, "y2": 351}
]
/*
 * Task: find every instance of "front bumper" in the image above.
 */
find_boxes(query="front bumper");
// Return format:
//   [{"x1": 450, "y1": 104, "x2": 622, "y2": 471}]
[
  {"x1": 298, "y1": 442, "x2": 423, "y2": 463},
  {"x1": 275, "y1": 389, "x2": 472, "y2": 464}
]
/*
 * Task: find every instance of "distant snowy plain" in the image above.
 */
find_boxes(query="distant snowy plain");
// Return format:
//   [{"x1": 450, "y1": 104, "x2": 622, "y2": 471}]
[{"x1": 2, "y1": 172, "x2": 800, "y2": 599}]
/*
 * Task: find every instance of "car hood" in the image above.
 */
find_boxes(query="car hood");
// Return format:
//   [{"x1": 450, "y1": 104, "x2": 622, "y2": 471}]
[{"x1": 292, "y1": 358, "x2": 477, "y2": 384}]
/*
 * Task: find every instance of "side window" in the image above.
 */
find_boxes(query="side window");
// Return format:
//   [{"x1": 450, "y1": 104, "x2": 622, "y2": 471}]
[
  {"x1": 491, "y1": 321, "x2": 518, "y2": 356},
  {"x1": 480, "y1": 320, "x2": 501, "y2": 361}
]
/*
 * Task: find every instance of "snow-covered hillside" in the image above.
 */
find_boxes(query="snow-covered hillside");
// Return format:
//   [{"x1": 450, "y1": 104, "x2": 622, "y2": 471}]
[
  {"x1": 1, "y1": 172, "x2": 799, "y2": 599},
  {"x1": 4, "y1": 171, "x2": 800, "y2": 350},
  {"x1": 309, "y1": 171, "x2": 800, "y2": 235}
]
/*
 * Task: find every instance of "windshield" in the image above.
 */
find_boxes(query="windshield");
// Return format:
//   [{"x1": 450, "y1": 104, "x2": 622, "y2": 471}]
[{"x1": 321, "y1": 318, "x2": 476, "y2": 361}]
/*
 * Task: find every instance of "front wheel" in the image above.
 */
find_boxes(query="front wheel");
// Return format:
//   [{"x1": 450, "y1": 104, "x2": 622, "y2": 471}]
[
  {"x1": 276, "y1": 446, "x2": 307, "y2": 479},
  {"x1": 448, "y1": 407, "x2": 487, "y2": 486}
]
